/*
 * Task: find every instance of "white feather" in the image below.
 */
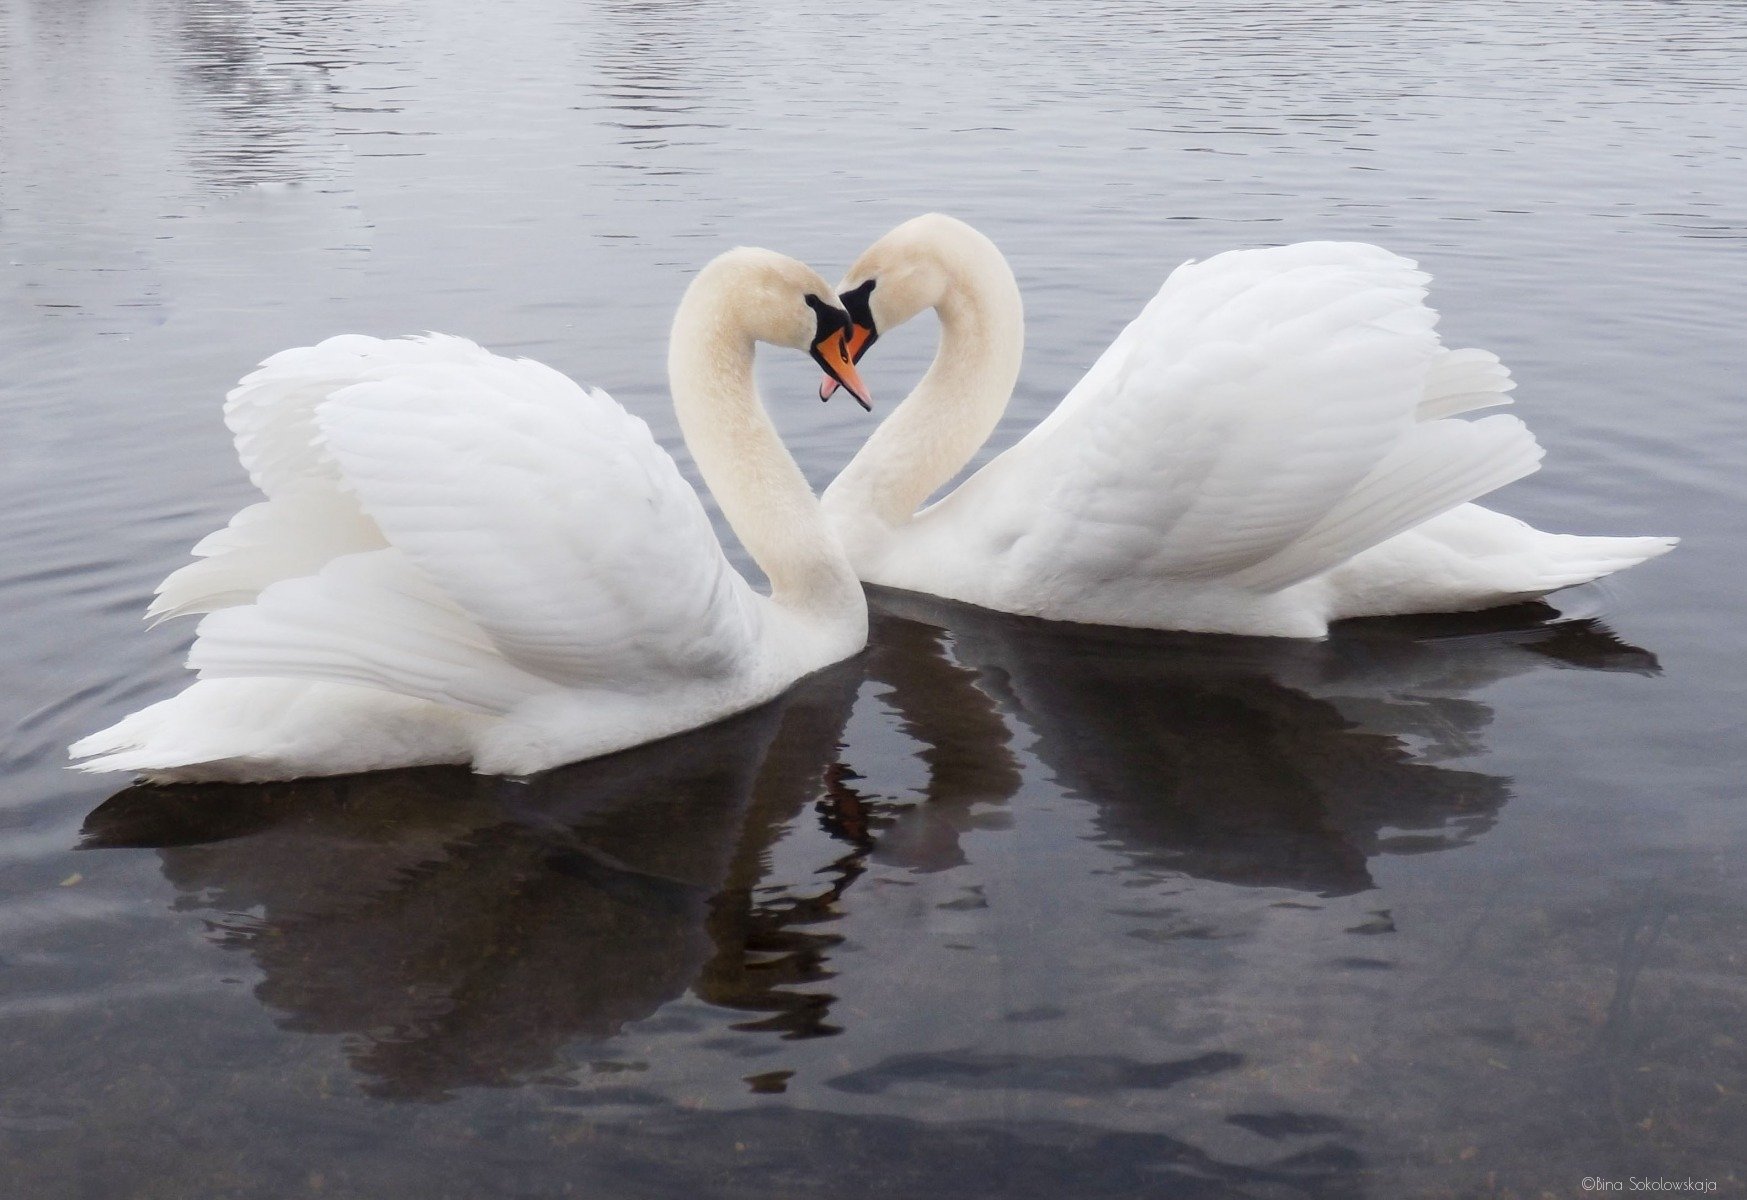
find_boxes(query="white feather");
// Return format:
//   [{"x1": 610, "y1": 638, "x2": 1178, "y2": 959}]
[
  {"x1": 1418, "y1": 347, "x2": 1516, "y2": 420},
  {"x1": 1230, "y1": 412, "x2": 1545, "y2": 592},
  {"x1": 148, "y1": 488, "x2": 385, "y2": 622},
  {"x1": 74, "y1": 248, "x2": 869, "y2": 783},
  {"x1": 829, "y1": 224, "x2": 1676, "y2": 636},
  {"x1": 311, "y1": 357, "x2": 758, "y2": 689},
  {"x1": 188, "y1": 548, "x2": 555, "y2": 715}
]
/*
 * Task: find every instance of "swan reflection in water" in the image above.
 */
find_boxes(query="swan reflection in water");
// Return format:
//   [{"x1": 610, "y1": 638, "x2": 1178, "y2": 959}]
[
  {"x1": 82, "y1": 598, "x2": 1657, "y2": 1099},
  {"x1": 863, "y1": 591, "x2": 1656, "y2": 896},
  {"x1": 83, "y1": 664, "x2": 867, "y2": 1099}
]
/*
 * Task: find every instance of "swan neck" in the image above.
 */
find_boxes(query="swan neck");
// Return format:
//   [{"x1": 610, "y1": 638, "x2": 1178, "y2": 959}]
[
  {"x1": 827, "y1": 249, "x2": 1023, "y2": 529},
  {"x1": 668, "y1": 290, "x2": 860, "y2": 618}
]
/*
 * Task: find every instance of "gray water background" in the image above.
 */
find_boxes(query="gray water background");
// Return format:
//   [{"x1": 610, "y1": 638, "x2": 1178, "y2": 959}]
[{"x1": 2, "y1": 1, "x2": 1745, "y2": 1196}]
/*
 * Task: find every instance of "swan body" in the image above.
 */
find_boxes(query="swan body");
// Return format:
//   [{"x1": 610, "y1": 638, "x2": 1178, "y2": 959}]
[
  {"x1": 72, "y1": 249, "x2": 870, "y2": 781},
  {"x1": 821, "y1": 216, "x2": 1675, "y2": 637}
]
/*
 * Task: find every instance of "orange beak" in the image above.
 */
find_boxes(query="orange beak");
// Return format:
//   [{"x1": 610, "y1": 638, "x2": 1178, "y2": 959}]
[
  {"x1": 813, "y1": 328, "x2": 872, "y2": 411},
  {"x1": 818, "y1": 323, "x2": 876, "y2": 403}
]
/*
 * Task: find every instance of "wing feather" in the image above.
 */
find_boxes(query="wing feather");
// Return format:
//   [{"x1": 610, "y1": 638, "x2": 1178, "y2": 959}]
[
  {"x1": 1418, "y1": 347, "x2": 1515, "y2": 420},
  {"x1": 189, "y1": 549, "x2": 552, "y2": 714},
  {"x1": 311, "y1": 351, "x2": 761, "y2": 691},
  {"x1": 1004, "y1": 243, "x2": 1449, "y2": 585},
  {"x1": 148, "y1": 488, "x2": 385, "y2": 622},
  {"x1": 147, "y1": 335, "x2": 495, "y2": 617},
  {"x1": 1229, "y1": 413, "x2": 1544, "y2": 591}
]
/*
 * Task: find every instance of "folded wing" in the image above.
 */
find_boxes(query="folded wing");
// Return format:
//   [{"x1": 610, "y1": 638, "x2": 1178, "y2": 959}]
[
  {"x1": 150, "y1": 334, "x2": 490, "y2": 618},
  {"x1": 185, "y1": 337, "x2": 760, "y2": 712},
  {"x1": 988, "y1": 243, "x2": 1542, "y2": 592}
]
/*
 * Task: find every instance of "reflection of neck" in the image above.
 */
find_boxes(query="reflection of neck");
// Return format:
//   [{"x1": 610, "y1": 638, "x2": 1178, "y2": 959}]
[
  {"x1": 696, "y1": 663, "x2": 864, "y2": 1038},
  {"x1": 824, "y1": 246, "x2": 1024, "y2": 528},
  {"x1": 668, "y1": 275, "x2": 860, "y2": 617}
]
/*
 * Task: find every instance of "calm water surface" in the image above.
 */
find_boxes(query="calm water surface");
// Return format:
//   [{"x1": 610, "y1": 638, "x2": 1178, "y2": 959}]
[{"x1": 3, "y1": 1, "x2": 1745, "y2": 1196}]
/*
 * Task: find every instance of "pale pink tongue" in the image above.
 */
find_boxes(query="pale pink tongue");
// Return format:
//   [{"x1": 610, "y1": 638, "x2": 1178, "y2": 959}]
[{"x1": 819, "y1": 375, "x2": 841, "y2": 401}]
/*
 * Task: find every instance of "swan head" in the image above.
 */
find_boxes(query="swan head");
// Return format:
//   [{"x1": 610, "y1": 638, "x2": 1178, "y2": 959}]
[
  {"x1": 820, "y1": 213, "x2": 1010, "y2": 401},
  {"x1": 681, "y1": 247, "x2": 872, "y2": 409}
]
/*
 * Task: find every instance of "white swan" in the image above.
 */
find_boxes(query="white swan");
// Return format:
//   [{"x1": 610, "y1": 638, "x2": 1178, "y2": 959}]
[
  {"x1": 818, "y1": 215, "x2": 1675, "y2": 637},
  {"x1": 71, "y1": 248, "x2": 874, "y2": 782}
]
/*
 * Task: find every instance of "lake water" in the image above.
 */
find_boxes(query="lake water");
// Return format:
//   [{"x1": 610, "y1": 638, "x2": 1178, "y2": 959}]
[{"x1": 3, "y1": 1, "x2": 1745, "y2": 1196}]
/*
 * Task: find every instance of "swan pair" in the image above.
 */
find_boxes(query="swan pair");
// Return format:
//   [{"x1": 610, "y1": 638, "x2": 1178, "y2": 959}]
[{"x1": 72, "y1": 219, "x2": 1674, "y2": 782}]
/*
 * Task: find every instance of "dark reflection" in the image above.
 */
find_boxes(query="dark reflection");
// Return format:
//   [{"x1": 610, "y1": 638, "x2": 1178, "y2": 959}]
[
  {"x1": 80, "y1": 597, "x2": 1659, "y2": 1107},
  {"x1": 865, "y1": 591, "x2": 1660, "y2": 897},
  {"x1": 83, "y1": 665, "x2": 865, "y2": 1100},
  {"x1": 696, "y1": 759, "x2": 872, "y2": 1041}
]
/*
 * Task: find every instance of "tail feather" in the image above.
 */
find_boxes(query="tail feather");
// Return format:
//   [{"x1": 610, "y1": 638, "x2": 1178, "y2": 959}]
[
  {"x1": 1512, "y1": 532, "x2": 1679, "y2": 593},
  {"x1": 1328, "y1": 504, "x2": 1677, "y2": 620},
  {"x1": 69, "y1": 678, "x2": 482, "y2": 782}
]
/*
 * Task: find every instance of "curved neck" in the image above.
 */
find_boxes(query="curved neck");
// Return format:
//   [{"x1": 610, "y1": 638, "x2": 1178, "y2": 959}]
[
  {"x1": 825, "y1": 251, "x2": 1023, "y2": 527},
  {"x1": 668, "y1": 289, "x2": 861, "y2": 618}
]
